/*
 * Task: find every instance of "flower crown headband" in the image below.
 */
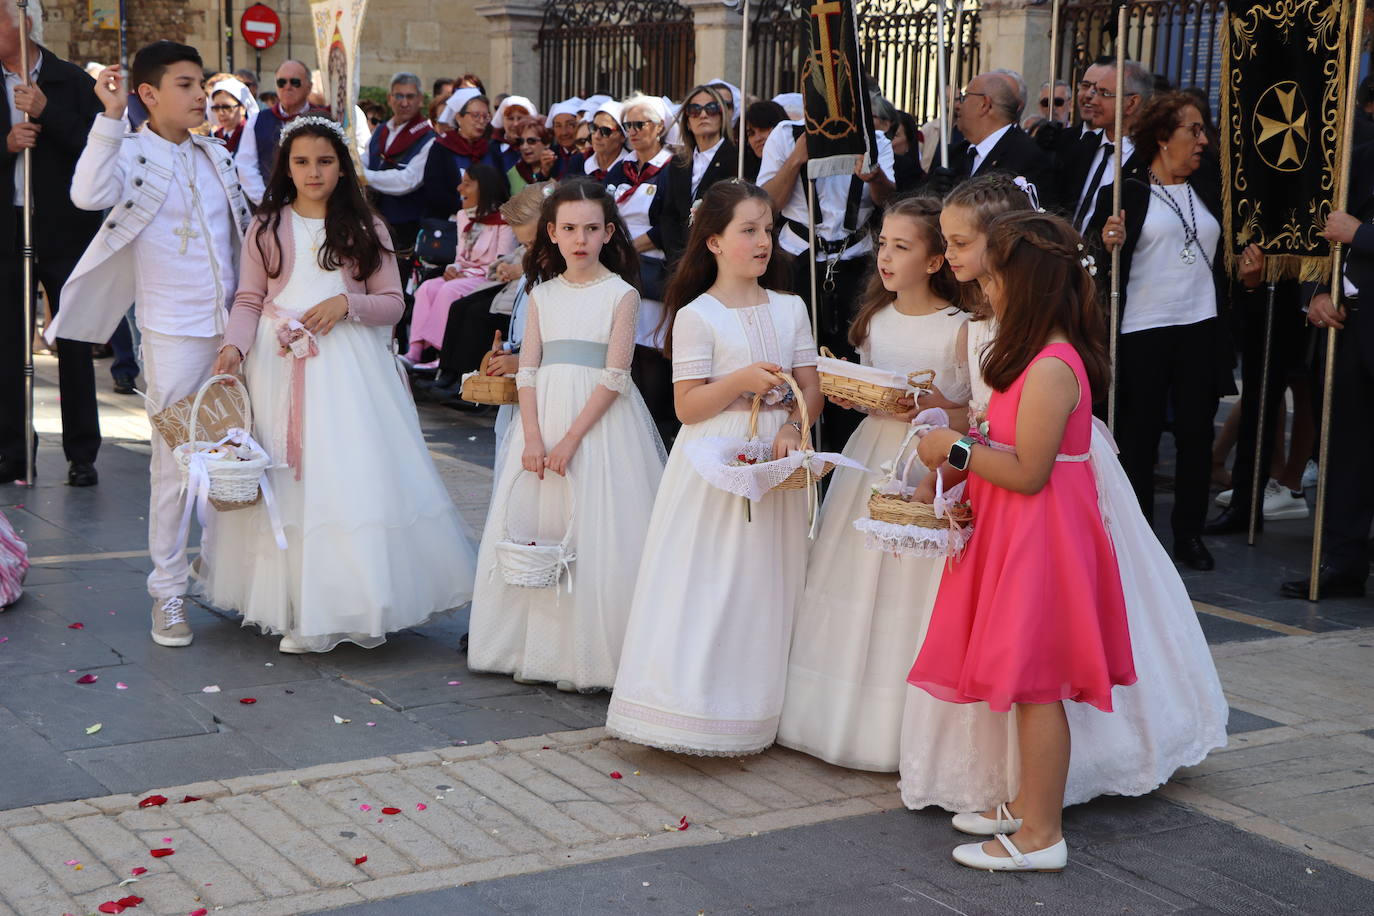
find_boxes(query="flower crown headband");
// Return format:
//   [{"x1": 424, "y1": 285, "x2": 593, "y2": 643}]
[{"x1": 279, "y1": 115, "x2": 347, "y2": 145}]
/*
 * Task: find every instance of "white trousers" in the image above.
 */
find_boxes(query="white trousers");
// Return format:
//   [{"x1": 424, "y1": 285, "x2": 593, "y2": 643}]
[{"x1": 140, "y1": 329, "x2": 221, "y2": 599}]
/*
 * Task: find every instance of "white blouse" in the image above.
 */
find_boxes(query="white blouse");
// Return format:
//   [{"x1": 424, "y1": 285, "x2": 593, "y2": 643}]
[
  {"x1": 607, "y1": 147, "x2": 672, "y2": 261},
  {"x1": 1123, "y1": 182, "x2": 1220, "y2": 334},
  {"x1": 671, "y1": 290, "x2": 818, "y2": 388}
]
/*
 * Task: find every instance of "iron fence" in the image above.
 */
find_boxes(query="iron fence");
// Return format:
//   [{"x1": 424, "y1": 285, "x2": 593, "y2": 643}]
[
  {"x1": 537, "y1": 0, "x2": 697, "y2": 110},
  {"x1": 1056, "y1": 0, "x2": 1228, "y2": 115}
]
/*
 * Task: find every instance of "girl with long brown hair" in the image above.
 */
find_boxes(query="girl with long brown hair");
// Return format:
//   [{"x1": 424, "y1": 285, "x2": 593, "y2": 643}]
[
  {"x1": 777, "y1": 196, "x2": 972, "y2": 772},
  {"x1": 467, "y1": 179, "x2": 664, "y2": 693},
  {"x1": 607, "y1": 179, "x2": 822, "y2": 756}
]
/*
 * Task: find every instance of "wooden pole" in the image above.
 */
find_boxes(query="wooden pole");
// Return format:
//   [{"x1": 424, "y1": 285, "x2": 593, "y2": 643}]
[
  {"x1": 935, "y1": 0, "x2": 950, "y2": 168},
  {"x1": 738, "y1": 0, "x2": 749, "y2": 177},
  {"x1": 1247, "y1": 282, "x2": 1277, "y2": 545},
  {"x1": 806, "y1": 177, "x2": 822, "y2": 453},
  {"x1": 17, "y1": 0, "x2": 34, "y2": 487},
  {"x1": 1048, "y1": 0, "x2": 1061, "y2": 126},
  {"x1": 1106, "y1": 2, "x2": 1126, "y2": 433},
  {"x1": 1309, "y1": 0, "x2": 1368, "y2": 600},
  {"x1": 950, "y1": 0, "x2": 965, "y2": 131}
]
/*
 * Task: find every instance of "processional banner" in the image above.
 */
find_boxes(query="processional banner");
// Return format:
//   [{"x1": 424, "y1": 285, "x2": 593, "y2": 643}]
[
  {"x1": 802, "y1": 0, "x2": 876, "y2": 180},
  {"x1": 1221, "y1": 0, "x2": 1358, "y2": 280},
  {"x1": 310, "y1": 0, "x2": 368, "y2": 139}
]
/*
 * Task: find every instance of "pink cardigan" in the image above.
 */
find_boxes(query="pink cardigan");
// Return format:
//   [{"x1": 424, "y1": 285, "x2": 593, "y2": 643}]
[{"x1": 224, "y1": 213, "x2": 405, "y2": 356}]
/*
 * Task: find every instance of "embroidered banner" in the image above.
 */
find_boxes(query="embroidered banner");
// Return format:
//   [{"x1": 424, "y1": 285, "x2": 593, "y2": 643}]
[
  {"x1": 1221, "y1": 0, "x2": 1357, "y2": 281},
  {"x1": 802, "y1": 0, "x2": 876, "y2": 180},
  {"x1": 310, "y1": 0, "x2": 369, "y2": 141}
]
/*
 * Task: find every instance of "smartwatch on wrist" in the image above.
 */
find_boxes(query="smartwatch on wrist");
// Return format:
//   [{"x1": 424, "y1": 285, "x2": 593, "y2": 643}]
[{"x1": 947, "y1": 436, "x2": 976, "y2": 471}]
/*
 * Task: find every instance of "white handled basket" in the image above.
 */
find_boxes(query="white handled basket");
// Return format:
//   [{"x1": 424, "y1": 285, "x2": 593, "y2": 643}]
[
  {"x1": 495, "y1": 469, "x2": 576, "y2": 590},
  {"x1": 172, "y1": 375, "x2": 270, "y2": 512}
]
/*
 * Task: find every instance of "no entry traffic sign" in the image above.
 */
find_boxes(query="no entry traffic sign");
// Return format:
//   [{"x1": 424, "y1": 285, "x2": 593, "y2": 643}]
[{"x1": 240, "y1": 3, "x2": 282, "y2": 50}]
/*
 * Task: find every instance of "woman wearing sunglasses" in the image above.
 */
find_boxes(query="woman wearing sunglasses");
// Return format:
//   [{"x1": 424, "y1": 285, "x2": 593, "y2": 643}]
[
  {"x1": 583, "y1": 101, "x2": 630, "y2": 183},
  {"x1": 660, "y1": 83, "x2": 738, "y2": 266},
  {"x1": 505, "y1": 117, "x2": 573, "y2": 193},
  {"x1": 604, "y1": 93, "x2": 679, "y2": 444},
  {"x1": 204, "y1": 74, "x2": 257, "y2": 155},
  {"x1": 423, "y1": 87, "x2": 514, "y2": 219}
]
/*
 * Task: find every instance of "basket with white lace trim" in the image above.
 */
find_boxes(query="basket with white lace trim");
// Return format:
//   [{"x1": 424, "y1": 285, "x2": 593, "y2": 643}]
[
  {"x1": 495, "y1": 470, "x2": 576, "y2": 590},
  {"x1": 171, "y1": 375, "x2": 271, "y2": 512},
  {"x1": 852, "y1": 412, "x2": 975, "y2": 559},
  {"x1": 817, "y1": 346, "x2": 936, "y2": 414},
  {"x1": 685, "y1": 371, "x2": 866, "y2": 501}
]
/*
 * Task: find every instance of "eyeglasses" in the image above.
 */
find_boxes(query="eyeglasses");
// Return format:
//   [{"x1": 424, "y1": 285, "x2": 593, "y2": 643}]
[
  {"x1": 209, "y1": 103, "x2": 240, "y2": 112},
  {"x1": 1039, "y1": 97, "x2": 1066, "y2": 108},
  {"x1": 956, "y1": 91, "x2": 988, "y2": 104},
  {"x1": 622, "y1": 121, "x2": 657, "y2": 133},
  {"x1": 513, "y1": 136, "x2": 545, "y2": 146},
  {"x1": 276, "y1": 77, "x2": 303, "y2": 89},
  {"x1": 590, "y1": 125, "x2": 620, "y2": 138},
  {"x1": 1084, "y1": 85, "x2": 1138, "y2": 100},
  {"x1": 1177, "y1": 123, "x2": 1206, "y2": 138},
  {"x1": 686, "y1": 101, "x2": 722, "y2": 117},
  {"x1": 391, "y1": 92, "x2": 419, "y2": 103},
  {"x1": 461, "y1": 109, "x2": 490, "y2": 120}
]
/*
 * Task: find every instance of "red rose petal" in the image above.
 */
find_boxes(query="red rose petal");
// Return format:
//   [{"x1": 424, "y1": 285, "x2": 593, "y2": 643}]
[
  {"x1": 381, "y1": 807, "x2": 401, "y2": 815},
  {"x1": 67, "y1": 623, "x2": 84, "y2": 629},
  {"x1": 116, "y1": 896, "x2": 144, "y2": 907},
  {"x1": 353, "y1": 855, "x2": 368, "y2": 865},
  {"x1": 97, "y1": 903, "x2": 125, "y2": 914},
  {"x1": 190, "y1": 910, "x2": 209, "y2": 916},
  {"x1": 149, "y1": 848, "x2": 175, "y2": 857},
  {"x1": 609, "y1": 771, "x2": 622, "y2": 780},
  {"x1": 76, "y1": 674, "x2": 99, "y2": 684},
  {"x1": 677, "y1": 815, "x2": 690, "y2": 831},
  {"x1": 137, "y1": 795, "x2": 168, "y2": 808},
  {"x1": 239, "y1": 698, "x2": 257, "y2": 705},
  {"x1": 130, "y1": 867, "x2": 147, "y2": 876},
  {"x1": 180, "y1": 795, "x2": 202, "y2": 803}
]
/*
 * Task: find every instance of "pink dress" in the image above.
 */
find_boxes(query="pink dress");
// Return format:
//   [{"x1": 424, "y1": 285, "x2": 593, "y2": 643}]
[
  {"x1": 409, "y1": 212, "x2": 516, "y2": 348},
  {"x1": 907, "y1": 343, "x2": 1135, "y2": 713}
]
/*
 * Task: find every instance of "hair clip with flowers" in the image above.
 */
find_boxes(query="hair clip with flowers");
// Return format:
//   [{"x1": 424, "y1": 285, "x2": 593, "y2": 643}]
[
  {"x1": 1013, "y1": 176, "x2": 1045, "y2": 213},
  {"x1": 1076, "y1": 242, "x2": 1098, "y2": 277}
]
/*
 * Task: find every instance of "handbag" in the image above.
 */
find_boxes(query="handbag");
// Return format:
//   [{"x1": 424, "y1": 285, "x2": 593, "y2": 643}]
[{"x1": 415, "y1": 217, "x2": 458, "y2": 266}]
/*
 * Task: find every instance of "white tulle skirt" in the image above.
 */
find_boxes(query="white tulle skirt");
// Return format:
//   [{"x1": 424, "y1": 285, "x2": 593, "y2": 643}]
[
  {"x1": 898, "y1": 420, "x2": 1229, "y2": 812},
  {"x1": 206, "y1": 318, "x2": 478, "y2": 652},
  {"x1": 467, "y1": 364, "x2": 665, "y2": 690},
  {"x1": 606, "y1": 407, "x2": 811, "y2": 756},
  {"x1": 776, "y1": 414, "x2": 942, "y2": 771}
]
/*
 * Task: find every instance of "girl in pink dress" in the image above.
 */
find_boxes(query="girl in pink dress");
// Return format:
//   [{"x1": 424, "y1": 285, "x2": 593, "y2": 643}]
[
  {"x1": 910, "y1": 210, "x2": 1135, "y2": 872},
  {"x1": 403, "y1": 164, "x2": 515, "y2": 368}
]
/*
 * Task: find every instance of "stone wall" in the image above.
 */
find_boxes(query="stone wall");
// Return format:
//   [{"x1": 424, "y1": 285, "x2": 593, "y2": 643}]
[{"x1": 40, "y1": 0, "x2": 493, "y2": 94}]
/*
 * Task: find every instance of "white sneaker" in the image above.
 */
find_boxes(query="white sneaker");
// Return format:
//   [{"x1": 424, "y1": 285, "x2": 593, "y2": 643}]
[
  {"x1": 1215, "y1": 488, "x2": 1233, "y2": 508},
  {"x1": 1263, "y1": 480, "x2": 1309, "y2": 520},
  {"x1": 278, "y1": 634, "x2": 311, "y2": 654},
  {"x1": 1302, "y1": 459, "x2": 1319, "y2": 490},
  {"x1": 952, "y1": 803, "x2": 1023, "y2": 836},
  {"x1": 952, "y1": 834, "x2": 1068, "y2": 872}
]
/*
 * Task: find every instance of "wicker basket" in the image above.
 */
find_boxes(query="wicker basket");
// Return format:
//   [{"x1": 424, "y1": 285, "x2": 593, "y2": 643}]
[
  {"x1": 172, "y1": 375, "x2": 269, "y2": 512},
  {"x1": 817, "y1": 347, "x2": 936, "y2": 413},
  {"x1": 746, "y1": 372, "x2": 831, "y2": 490},
  {"x1": 866, "y1": 424, "x2": 973, "y2": 531},
  {"x1": 460, "y1": 351, "x2": 518, "y2": 406}
]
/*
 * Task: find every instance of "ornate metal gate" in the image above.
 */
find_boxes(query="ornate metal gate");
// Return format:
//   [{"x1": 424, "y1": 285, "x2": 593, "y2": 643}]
[{"x1": 537, "y1": 0, "x2": 697, "y2": 109}]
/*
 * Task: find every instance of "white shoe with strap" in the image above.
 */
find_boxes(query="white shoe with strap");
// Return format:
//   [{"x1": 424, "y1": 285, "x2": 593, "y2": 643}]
[
  {"x1": 951, "y1": 803, "x2": 1023, "y2": 836},
  {"x1": 952, "y1": 833, "x2": 1068, "y2": 872}
]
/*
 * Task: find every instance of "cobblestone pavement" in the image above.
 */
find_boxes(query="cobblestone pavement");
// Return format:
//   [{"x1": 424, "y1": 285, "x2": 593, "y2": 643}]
[{"x1": 1, "y1": 356, "x2": 1371, "y2": 915}]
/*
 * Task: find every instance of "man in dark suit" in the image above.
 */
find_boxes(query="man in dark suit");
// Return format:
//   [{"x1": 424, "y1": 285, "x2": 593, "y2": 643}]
[
  {"x1": 0, "y1": 6, "x2": 103, "y2": 485},
  {"x1": 1281, "y1": 140, "x2": 1374, "y2": 600},
  {"x1": 947, "y1": 69, "x2": 1055, "y2": 202},
  {"x1": 1056, "y1": 59, "x2": 1153, "y2": 231}
]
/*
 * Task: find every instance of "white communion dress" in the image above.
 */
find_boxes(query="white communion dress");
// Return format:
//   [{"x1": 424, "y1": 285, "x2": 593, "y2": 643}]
[
  {"x1": 897, "y1": 317, "x2": 1229, "y2": 812},
  {"x1": 777, "y1": 305, "x2": 970, "y2": 771},
  {"x1": 467, "y1": 272, "x2": 665, "y2": 690},
  {"x1": 208, "y1": 211, "x2": 477, "y2": 651},
  {"x1": 607, "y1": 290, "x2": 818, "y2": 756}
]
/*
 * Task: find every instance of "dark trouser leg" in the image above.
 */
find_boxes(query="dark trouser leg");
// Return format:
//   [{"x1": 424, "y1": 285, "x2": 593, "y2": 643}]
[
  {"x1": 437, "y1": 286, "x2": 503, "y2": 376},
  {"x1": 1320, "y1": 307, "x2": 1374, "y2": 578},
  {"x1": 631, "y1": 344, "x2": 678, "y2": 449},
  {"x1": 39, "y1": 257, "x2": 101, "y2": 464},
  {"x1": 1166, "y1": 319, "x2": 1221, "y2": 542},
  {"x1": 0, "y1": 256, "x2": 26, "y2": 467},
  {"x1": 1115, "y1": 325, "x2": 1172, "y2": 525},
  {"x1": 1227, "y1": 284, "x2": 1297, "y2": 525},
  {"x1": 109, "y1": 311, "x2": 139, "y2": 382}
]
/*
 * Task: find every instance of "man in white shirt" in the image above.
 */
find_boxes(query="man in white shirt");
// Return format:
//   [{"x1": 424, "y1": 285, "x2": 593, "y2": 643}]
[
  {"x1": 361, "y1": 72, "x2": 434, "y2": 250},
  {"x1": 55, "y1": 41, "x2": 250, "y2": 647},
  {"x1": 1063, "y1": 59, "x2": 1151, "y2": 232},
  {"x1": 758, "y1": 121, "x2": 894, "y2": 439}
]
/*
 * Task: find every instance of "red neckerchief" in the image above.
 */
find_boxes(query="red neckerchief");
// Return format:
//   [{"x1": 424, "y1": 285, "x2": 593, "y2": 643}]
[
  {"x1": 376, "y1": 114, "x2": 433, "y2": 164},
  {"x1": 214, "y1": 123, "x2": 244, "y2": 154},
  {"x1": 515, "y1": 159, "x2": 555, "y2": 184},
  {"x1": 437, "y1": 128, "x2": 491, "y2": 160},
  {"x1": 271, "y1": 102, "x2": 329, "y2": 124},
  {"x1": 474, "y1": 210, "x2": 506, "y2": 226},
  {"x1": 616, "y1": 157, "x2": 665, "y2": 204}
]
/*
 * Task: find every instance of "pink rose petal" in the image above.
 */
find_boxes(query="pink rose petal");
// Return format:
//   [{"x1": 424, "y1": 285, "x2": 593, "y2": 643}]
[
  {"x1": 416, "y1": 803, "x2": 427, "y2": 811},
  {"x1": 116, "y1": 682, "x2": 129, "y2": 690},
  {"x1": 358, "y1": 804, "x2": 372, "y2": 811}
]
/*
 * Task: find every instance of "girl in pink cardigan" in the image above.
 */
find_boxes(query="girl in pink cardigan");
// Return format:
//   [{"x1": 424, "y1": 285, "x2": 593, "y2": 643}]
[
  {"x1": 403, "y1": 163, "x2": 516, "y2": 368},
  {"x1": 205, "y1": 118, "x2": 476, "y2": 654}
]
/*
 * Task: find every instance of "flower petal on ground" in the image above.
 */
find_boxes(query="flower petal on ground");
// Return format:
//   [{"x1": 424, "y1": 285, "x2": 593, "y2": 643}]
[
  {"x1": 76, "y1": 674, "x2": 98, "y2": 684},
  {"x1": 149, "y1": 848, "x2": 174, "y2": 858},
  {"x1": 137, "y1": 795, "x2": 167, "y2": 808}
]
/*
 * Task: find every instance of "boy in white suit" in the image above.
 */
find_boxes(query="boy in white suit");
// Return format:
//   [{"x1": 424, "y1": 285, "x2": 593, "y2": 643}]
[{"x1": 52, "y1": 41, "x2": 250, "y2": 646}]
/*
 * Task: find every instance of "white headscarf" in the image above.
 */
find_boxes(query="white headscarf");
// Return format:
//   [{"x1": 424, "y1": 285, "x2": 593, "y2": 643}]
[
  {"x1": 492, "y1": 95, "x2": 537, "y2": 130},
  {"x1": 593, "y1": 100, "x2": 626, "y2": 132},
  {"x1": 772, "y1": 92, "x2": 804, "y2": 121},
  {"x1": 580, "y1": 94, "x2": 613, "y2": 122},
  {"x1": 707, "y1": 80, "x2": 742, "y2": 115},
  {"x1": 439, "y1": 87, "x2": 482, "y2": 126},
  {"x1": 205, "y1": 77, "x2": 260, "y2": 120},
  {"x1": 544, "y1": 97, "x2": 584, "y2": 128}
]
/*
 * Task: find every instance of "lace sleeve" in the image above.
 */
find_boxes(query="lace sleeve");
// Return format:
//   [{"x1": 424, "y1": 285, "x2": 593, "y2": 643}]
[
  {"x1": 791, "y1": 296, "x2": 819, "y2": 369},
  {"x1": 599, "y1": 288, "x2": 640, "y2": 393},
  {"x1": 516, "y1": 289, "x2": 543, "y2": 389},
  {"x1": 671, "y1": 308, "x2": 714, "y2": 382}
]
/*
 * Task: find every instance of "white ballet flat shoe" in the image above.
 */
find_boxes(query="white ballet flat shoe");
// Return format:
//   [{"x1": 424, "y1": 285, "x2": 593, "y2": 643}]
[
  {"x1": 278, "y1": 634, "x2": 311, "y2": 654},
  {"x1": 952, "y1": 833, "x2": 1068, "y2": 872},
  {"x1": 951, "y1": 803, "x2": 1023, "y2": 836}
]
